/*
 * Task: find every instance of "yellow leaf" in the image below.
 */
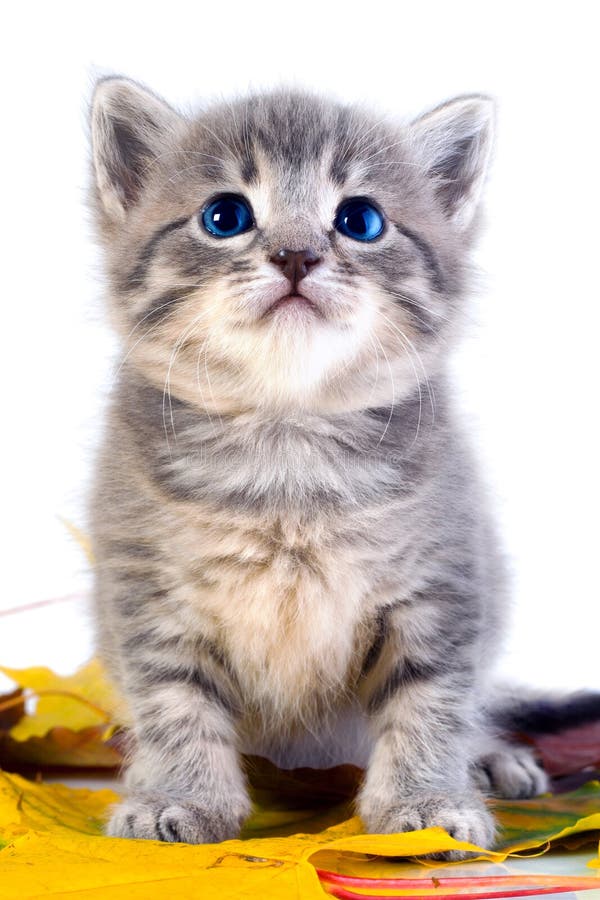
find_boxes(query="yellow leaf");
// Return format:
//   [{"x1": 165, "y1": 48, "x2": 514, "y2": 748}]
[
  {"x1": 0, "y1": 725, "x2": 123, "y2": 770},
  {"x1": 2, "y1": 661, "x2": 600, "y2": 896},
  {"x1": 58, "y1": 516, "x2": 95, "y2": 566},
  {"x1": 0, "y1": 772, "x2": 484, "y2": 900},
  {"x1": 0, "y1": 660, "x2": 125, "y2": 741},
  {"x1": 1, "y1": 772, "x2": 600, "y2": 900}
]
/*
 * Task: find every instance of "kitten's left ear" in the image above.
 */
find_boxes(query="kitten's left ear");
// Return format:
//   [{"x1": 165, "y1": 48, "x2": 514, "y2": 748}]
[
  {"x1": 411, "y1": 95, "x2": 495, "y2": 230},
  {"x1": 91, "y1": 76, "x2": 183, "y2": 222}
]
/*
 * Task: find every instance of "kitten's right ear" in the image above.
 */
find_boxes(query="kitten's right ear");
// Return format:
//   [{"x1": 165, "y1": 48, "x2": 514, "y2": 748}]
[{"x1": 91, "y1": 77, "x2": 182, "y2": 221}]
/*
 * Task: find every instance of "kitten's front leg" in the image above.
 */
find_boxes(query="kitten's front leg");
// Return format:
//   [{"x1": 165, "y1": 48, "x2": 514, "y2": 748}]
[
  {"x1": 107, "y1": 657, "x2": 250, "y2": 843},
  {"x1": 357, "y1": 600, "x2": 496, "y2": 858}
]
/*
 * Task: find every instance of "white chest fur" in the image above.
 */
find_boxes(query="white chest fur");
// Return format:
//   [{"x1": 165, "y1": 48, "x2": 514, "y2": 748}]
[
  {"x1": 163, "y1": 414, "x2": 416, "y2": 725},
  {"x1": 171, "y1": 505, "x2": 381, "y2": 727},
  {"x1": 219, "y1": 519, "x2": 373, "y2": 721}
]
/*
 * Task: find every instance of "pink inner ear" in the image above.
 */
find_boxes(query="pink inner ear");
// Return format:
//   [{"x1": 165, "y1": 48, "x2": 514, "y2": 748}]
[{"x1": 526, "y1": 721, "x2": 600, "y2": 776}]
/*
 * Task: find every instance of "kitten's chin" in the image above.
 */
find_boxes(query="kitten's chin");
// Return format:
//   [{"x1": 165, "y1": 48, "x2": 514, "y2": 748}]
[
  {"x1": 198, "y1": 290, "x2": 382, "y2": 411},
  {"x1": 264, "y1": 293, "x2": 321, "y2": 319}
]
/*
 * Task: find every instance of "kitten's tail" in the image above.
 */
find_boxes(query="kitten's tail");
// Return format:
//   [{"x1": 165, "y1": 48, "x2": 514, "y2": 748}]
[{"x1": 488, "y1": 684, "x2": 600, "y2": 735}]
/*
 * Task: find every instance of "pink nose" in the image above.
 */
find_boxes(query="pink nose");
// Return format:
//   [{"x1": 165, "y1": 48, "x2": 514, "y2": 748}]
[{"x1": 269, "y1": 249, "x2": 321, "y2": 284}]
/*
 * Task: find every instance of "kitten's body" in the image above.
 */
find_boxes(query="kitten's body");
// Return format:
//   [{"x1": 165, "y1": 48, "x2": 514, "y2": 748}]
[
  {"x1": 94, "y1": 373, "x2": 500, "y2": 761},
  {"x1": 90, "y1": 80, "x2": 548, "y2": 854}
]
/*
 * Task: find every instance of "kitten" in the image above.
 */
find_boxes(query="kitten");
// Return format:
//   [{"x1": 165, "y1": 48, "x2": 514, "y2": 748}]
[{"x1": 89, "y1": 77, "x2": 550, "y2": 856}]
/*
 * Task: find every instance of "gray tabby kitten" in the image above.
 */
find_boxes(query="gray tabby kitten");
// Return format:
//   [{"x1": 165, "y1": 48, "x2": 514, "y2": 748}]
[{"x1": 89, "y1": 78, "x2": 549, "y2": 857}]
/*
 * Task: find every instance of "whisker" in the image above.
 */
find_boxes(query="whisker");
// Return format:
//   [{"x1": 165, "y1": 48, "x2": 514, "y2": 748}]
[
  {"x1": 371, "y1": 333, "x2": 396, "y2": 446},
  {"x1": 121, "y1": 282, "x2": 203, "y2": 342},
  {"x1": 378, "y1": 313, "x2": 436, "y2": 434},
  {"x1": 359, "y1": 135, "x2": 416, "y2": 164},
  {"x1": 365, "y1": 334, "x2": 381, "y2": 408},
  {"x1": 195, "y1": 333, "x2": 216, "y2": 427},
  {"x1": 164, "y1": 159, "x2": 233, "y2": 185},
  {"x1": 202, "y1": 330, "x2": 224, "y2": 428},
  {"x1": 194, "y1": 121, "x2": 239, "y2": 163},
  {"x1": 386, "y1": 289, "x2": 449, "y2": 323},
  {"x1": 162, "y1": 308, "x2": 214, "y2": 456},
  {"x1": 110, "y1": 289, "x2": 201, "y2": 388},
  {"x1": 329, "y1": 113, "x2": 389, "y2": 174},
  {"x1": 142, "y1": 147, "x2": 233, "y2": 174},
  {"x1": 385, "y1": 296, "x2": 440, "y2": 334}
]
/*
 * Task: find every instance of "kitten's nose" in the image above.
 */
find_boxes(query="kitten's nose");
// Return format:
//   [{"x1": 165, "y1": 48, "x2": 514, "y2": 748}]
[{"x1": 269, "y1": 248, "x2": 321, "y2": 284}]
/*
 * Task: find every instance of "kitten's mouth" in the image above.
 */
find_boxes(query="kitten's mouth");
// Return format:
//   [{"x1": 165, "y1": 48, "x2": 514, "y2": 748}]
[{"x1": 264, "y1": 292, "x2": 321, "y2": 318}]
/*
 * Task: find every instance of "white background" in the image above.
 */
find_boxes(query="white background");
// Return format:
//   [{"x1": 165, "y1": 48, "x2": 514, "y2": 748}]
[{"x1": 1, "y1": 1, "x2": 598, "y2": 693}]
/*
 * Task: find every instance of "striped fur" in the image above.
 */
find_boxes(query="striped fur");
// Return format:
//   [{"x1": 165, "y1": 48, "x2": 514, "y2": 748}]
[{"x1": 89, "y1": 79, "x2": 545, "y2": 856}]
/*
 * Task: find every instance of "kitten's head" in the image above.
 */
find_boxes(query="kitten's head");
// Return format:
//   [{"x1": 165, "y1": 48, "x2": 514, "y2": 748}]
[{"x1": 91, "y1": 79, "x2": 493, "y2": 414}]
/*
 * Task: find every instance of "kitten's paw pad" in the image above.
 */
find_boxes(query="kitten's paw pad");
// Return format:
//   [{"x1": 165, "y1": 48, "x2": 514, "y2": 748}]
[
  {"x1": 106, "y1": 795, "x2": 242, "y2": 843},
  {"x1": 362, "y1": 793, "x2": 496, "y2": 861},
  {"x1": 474, "y1": 745, "x2": 548, "y2": 799}
]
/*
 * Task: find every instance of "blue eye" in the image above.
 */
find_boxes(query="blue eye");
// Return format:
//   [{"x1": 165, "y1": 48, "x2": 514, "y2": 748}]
[
  {"x1": 335, "y1": 199, "x2": 385, "y2": 242},
  {"x1": 201, "y1": 195, "x2": 254, "y2": 238}
]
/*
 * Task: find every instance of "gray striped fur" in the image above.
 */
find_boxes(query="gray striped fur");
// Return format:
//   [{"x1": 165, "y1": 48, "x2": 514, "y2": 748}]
[{"x1": 89, "y1": 78, "x2": 547, "y2": 855}]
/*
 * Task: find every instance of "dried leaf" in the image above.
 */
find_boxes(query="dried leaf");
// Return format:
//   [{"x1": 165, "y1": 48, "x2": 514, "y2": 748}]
[
  {"x1": 0, "y1": 660, "x2": 125, "y2": 741},
  {"x1": 0, "y1": 725, "x2": 123, "y2": 770},
  {"x1": 529, "y1": 722, "x2": 600, "y2": 776},
  {"x1": 0, "y1": 689, "x2": 25, "y2": 731}
]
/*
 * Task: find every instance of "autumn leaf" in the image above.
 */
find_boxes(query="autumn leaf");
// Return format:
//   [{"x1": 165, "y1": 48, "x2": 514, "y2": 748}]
[
  {"x1": 1, "y1": 660, "x2": 600, "y2": 898},
  {"x1": 1, "y1": 772, "x2": 600, "y2": 900},
  {"x1": 529, "y1": 721, "x2": 600, "y2": 776},
  {"x1": 0, "y1": 772, "x2": 485, "y2": 900},
  {"x1": 0, "y1": 660, "x2": 124, "y2": 741},
  {"x1": 0, "y1": 688, "x2": 25, "y2": 731},
  {"x1": 0, "y1": 661, "x2": 126, "y2": 772},
  {"x1": 0, "y1": 725, "x2": 124, "y2": 770},
  {"x1": 59, "y1": 516, "x2": 95, "y2": 566}
]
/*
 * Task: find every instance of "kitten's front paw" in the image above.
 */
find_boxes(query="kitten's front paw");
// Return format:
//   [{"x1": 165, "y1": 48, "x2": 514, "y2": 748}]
[
  {"x1": 473, "y1": 743, "x2": 548, "y2": 799},
  {"x1": 360, "y1": 792, "x2": 496, "y2": 860},
  {"x1": 107, "y1": 793, "x2": 247, "y2": 843}
]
